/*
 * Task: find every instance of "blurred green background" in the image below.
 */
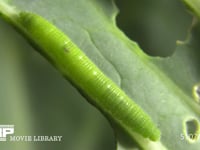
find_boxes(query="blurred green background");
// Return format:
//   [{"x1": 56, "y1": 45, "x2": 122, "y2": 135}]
[
  {"x1": 0, "y1": 0, "x2": 192, "y2": 149},
  {"x1": 116, "y1": 0, "x2": 192, "y2": 56}
]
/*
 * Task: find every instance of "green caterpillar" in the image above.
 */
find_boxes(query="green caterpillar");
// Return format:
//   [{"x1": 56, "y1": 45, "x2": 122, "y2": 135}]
[{"x1": 1, "y1": 8, "x2": 161, "y2": 141}]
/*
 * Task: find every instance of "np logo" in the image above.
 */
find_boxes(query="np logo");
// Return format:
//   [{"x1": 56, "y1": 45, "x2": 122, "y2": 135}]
[{"x1": 0, "y1": 125, "x2": 14, "y2": 141}]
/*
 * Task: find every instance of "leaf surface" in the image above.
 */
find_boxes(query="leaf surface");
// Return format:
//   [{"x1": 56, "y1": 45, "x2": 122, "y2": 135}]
[{"x1": 1, "y1": 0, "x2": 200, "y2": 149}]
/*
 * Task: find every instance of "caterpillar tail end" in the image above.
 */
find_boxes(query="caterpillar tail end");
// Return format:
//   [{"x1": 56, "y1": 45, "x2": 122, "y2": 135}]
[{"x1": 149, "y1": 127, "x2": 161, "y2": 141}]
